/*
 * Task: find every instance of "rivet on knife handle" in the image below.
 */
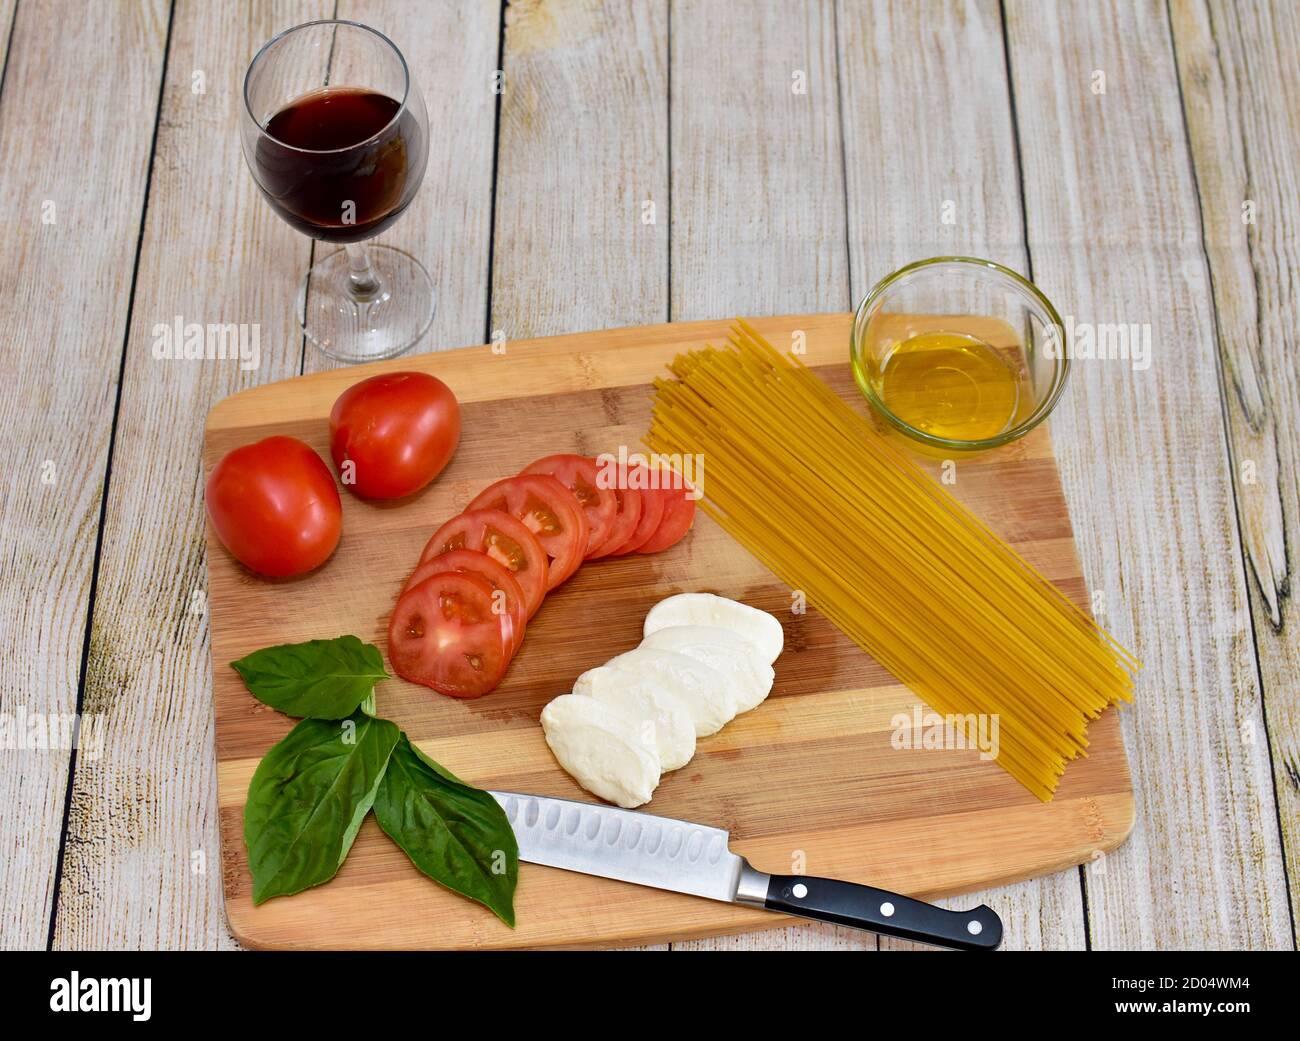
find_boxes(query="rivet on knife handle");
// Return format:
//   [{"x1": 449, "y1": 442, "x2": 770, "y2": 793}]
[{"x1": 746, "y1": 871, "x2": 1003, "y2": 951}]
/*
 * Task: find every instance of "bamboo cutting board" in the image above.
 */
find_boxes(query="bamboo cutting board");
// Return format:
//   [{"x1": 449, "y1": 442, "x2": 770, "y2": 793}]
[{"x1": 205, "y1": 314, "x2": 1134, "y2": 950}]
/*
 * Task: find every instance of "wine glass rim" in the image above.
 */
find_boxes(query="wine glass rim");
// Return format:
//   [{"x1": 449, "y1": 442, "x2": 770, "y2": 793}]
[{"x1": 243, "y1": 19, "x2": 412, "y2": 155}]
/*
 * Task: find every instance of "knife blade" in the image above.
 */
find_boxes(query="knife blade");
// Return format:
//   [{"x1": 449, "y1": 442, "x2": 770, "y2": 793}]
[{"x1": 491, "y1": 790, "x2": 1002, "y2": 951}]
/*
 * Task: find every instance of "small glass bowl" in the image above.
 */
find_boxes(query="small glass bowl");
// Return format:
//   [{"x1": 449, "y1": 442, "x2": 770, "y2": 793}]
[{"x1": 850, "y1": 257, "x2": 1069, "y2": 452}]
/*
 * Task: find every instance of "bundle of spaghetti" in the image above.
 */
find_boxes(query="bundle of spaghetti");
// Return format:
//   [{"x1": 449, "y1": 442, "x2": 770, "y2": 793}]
[{"x1": 646, "y1": 320, "x2": 1139, "y2": 800}]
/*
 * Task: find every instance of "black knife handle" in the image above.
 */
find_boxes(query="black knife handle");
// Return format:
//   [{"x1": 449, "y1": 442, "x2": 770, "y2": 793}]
[{"x1": 764, "y1": 874, "x2": 1002, "y2": 951}]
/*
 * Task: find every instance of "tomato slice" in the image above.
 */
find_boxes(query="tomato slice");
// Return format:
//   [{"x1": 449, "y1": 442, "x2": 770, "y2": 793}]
[
  {"x1": 420, "y1": 508, "x2": 547, "y2": 618},
  {"x1": 583, "y1": 458, "x2": 642, "y2": 558},
  {"x1": 599, "y1": 484, "x2": 642, "y2": 556},
  {"x1": 607, "y1": 465, "x2": 666, "y2": 555},
  {"x1": 521, "y1": 454, "x2": 617, "y2": 558},
  {"x1": 466, "y1": 474, "x2": 588, "y2": 589},
  {"x1": 637, "y1": 471, "x2": 697, "y2": 554},
  {"x1": 404, "y1": 549, "x2": 527, "y2": 654},
  {"x1": 388, "y1": 571, "x2": 512, "y2": 698}
]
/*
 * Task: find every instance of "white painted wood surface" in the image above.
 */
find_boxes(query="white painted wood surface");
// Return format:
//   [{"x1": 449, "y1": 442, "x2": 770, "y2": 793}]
[
  {"x1": 0, "y1": 0, "x2": 1293, "y2": 950},
  {"x1": 1169, "y1": 0, "x2": 1300, "y2": 932},
  {"x1": 491, "y1": 0, "x2": 669, "y2": 339},
  {"x1": 0, "y1": 0, "x2": 168, "y2": 951},
  {"x1": 1004, "y1": 0, "x2": 1291, "y2": 948}
]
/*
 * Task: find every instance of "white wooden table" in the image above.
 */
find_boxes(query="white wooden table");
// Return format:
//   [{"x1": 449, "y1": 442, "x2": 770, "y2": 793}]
[{"x1": 1, "y1": 0, "x2": 1295, "y2": 951}]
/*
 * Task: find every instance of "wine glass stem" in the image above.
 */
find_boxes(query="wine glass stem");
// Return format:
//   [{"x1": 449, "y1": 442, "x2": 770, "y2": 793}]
[{"x1": 344, "y1": 242, "x2": 382, "y2": 302}]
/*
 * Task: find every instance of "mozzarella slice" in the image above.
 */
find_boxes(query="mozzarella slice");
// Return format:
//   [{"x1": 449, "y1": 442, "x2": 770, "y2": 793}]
[
  {"x1": 540, "y1": 694, "x2": 661, "y2": 808},
  {"x1": 639, "y1": 625, "x2": 775, "y2": 714},
  {"x1": 604, "y1": 646, "x2": 739, "y2": 736},
  {"x1": 643, "y1": 593, "x2": 785, "y2": 665},
  {"x1": 574, "y1": 665, "x2": 696, "y2": 771}
]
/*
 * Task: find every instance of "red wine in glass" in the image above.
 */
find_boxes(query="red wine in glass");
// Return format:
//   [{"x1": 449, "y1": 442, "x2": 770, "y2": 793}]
[
  {"x1": 241, "y1": 21, "x2": 433, "y2": 362},
  {"x1": 255, "y1": 87, "x2": 420, "y2": 243}
]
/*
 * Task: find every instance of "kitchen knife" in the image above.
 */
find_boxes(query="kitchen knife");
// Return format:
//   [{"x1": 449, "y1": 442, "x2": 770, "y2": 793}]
[{"x1": 492, "y1": 790, "x2": 1002, "y2": 951}]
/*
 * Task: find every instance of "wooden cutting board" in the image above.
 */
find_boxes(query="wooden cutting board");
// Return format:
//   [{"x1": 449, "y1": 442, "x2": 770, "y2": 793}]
[{"x1": 205, "y1": 314, "x2": 1133, "y2": 950}]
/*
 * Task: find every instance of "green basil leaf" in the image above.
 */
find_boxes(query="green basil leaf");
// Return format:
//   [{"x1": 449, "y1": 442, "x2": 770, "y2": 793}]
[
  {"x1": 244, "y1": 711, "x2": 400, "y2": 904},
  {"x1": 231, "y1": 635, "x2": 388, "y2": 719},
  {"x1": 373, "y1": 733, "x2": 519, "y2": 927}
]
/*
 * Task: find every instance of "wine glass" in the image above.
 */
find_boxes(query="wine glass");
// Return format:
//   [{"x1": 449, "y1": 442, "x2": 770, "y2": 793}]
[{"x1": 241, "y1": 20, "x2": 433, "y2": 363}]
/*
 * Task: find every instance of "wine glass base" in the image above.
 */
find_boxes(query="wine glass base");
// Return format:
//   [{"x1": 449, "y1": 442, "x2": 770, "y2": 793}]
[{"x1": 297, "y1": 245, "x2": 435, "y2": 363}]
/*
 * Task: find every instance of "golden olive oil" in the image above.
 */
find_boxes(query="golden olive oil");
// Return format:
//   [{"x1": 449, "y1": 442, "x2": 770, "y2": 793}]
[{"x1": 875, "y1": 331, "x2": 1023, "y2": 441}]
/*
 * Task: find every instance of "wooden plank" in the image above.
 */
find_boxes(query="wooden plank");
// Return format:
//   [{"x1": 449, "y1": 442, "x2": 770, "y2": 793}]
[
  {"x1": 301, "y1": 0, "x2": 501, "y2": 375},
  {"x1": 204, "y1": 316, "x2": 1131, "y2": 951},
  {"x1": 669, "y1": 0, "x2": 852, "y2": 950},
  {"x1": 835, "y1": 0, "x2": 1089, "y2": 952},
  {"x1": 0, "y1": 0, "x2": 167, "y2": 952},
  {"x1": 1169, "y1": 0, "x2": 1300, "y2": 934},
  {"x1": 48, "y1": 0, "x2": 333, "y2": 952},
  {"x1": 489, "y1": 0, "x2": 668, "y2": 948},
  {"x1": 490, "y1": 0, "x2": 669, "y2": 339},
  {"x1": 839, "y1": 0, "x2": 1029, "y2": 282},
  {"x1": 1005, "y1": 0, "x2": 1291, "y2": 948},
  {"x1": 671, "y1": 0, "x2": 847, "y2": 320},
  {"x1": 0, "y1": 1, "x2": 15, "y2": 84}
]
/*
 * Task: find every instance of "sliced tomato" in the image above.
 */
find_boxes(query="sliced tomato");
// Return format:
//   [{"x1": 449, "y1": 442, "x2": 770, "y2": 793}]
[
  {"x1": 607, "y1": 465, "x2": 666, "y2": 555},
  {"x1": 404, "y1": 549, "x2": 527, "y2": 654},
  {"x1": 420, "y1": 508, "x2": 547, "y2": 618},
  {"x1": 583, "y1": 458, "x2": 642, "y2": 558},
  {"x1": 637, "y1": 472, "x2": 697, "y2": 554},
  {"x1": 388, "y1": 571, "x2": 513, "y2": 698},
  {"x1": 521, "y1": 454, "x2": 617, "y2": 557},
  {"x1": 599, "y1": 484, "x2": 642, "y2": 555},
  {"x1": 466, "y1": 474, "x2": 588, "y2": 589}
]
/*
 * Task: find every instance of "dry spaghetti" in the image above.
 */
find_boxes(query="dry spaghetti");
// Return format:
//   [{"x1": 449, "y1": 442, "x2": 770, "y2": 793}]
[{"x1": 646, "y1": 320, "x2": 1139, "y2": 800}]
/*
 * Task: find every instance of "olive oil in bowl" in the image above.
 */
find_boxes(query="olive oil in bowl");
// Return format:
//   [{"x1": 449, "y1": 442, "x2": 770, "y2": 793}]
[
  {"x1": 874, "y1": 331, "x2": 1024, "y2": 443},
  {"x1": 850, "y1": 258, "x2": 1070, "y2": 452}
]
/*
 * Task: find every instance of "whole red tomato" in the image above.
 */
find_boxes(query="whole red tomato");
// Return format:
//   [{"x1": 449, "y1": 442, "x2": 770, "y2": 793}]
[
  {"x1": 329, "y1": 371, "x2": 461, "y2": 499},
  {"x1": 205, "y1": 436, "x2": 342, "y2": 577}
]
